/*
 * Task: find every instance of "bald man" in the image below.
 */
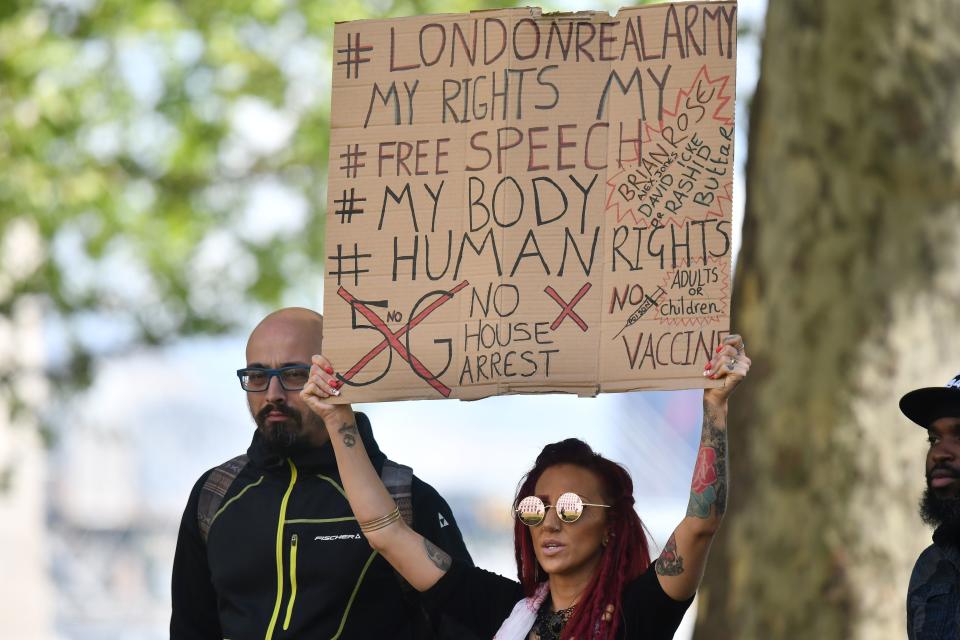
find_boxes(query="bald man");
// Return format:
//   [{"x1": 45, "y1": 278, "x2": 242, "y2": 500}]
[{"x1": 170, "y1": 308, "x2": 473, "y2": 640}]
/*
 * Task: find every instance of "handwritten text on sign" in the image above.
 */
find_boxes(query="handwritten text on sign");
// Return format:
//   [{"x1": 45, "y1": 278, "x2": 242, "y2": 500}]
[{"x1": 324, "y1": 2, "x2": 737, "y2": 402}]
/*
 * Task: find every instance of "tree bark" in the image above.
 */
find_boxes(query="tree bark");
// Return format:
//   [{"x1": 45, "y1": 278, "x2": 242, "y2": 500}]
[{"x1": 694, "y1": 0, "x2": 960, "y2": 638}]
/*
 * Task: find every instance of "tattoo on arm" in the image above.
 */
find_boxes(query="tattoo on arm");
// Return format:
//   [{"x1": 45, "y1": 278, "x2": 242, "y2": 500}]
[
  {"x1": 686, "y1": 402, "x2": 728, "y2": 519},
  {"x1": 655, "y1": 532, "x2": 685, "y2": 576},
  {"x1": 423, "y1": 539, "x2": 452, "y2": 572},
  {"x1": 338, "y1": 423, "x2": 359, "y2": 448}
]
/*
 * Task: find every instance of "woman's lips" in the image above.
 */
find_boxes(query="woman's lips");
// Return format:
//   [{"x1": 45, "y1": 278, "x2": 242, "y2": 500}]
[{"x1": 541, "y1": 540, "x2": 566, "y2": 557}]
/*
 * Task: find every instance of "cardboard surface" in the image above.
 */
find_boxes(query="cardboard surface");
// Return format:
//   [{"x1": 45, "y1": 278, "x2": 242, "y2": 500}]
[{"x1": 324, "y1": 1, "x2": 737, "y2": 402}]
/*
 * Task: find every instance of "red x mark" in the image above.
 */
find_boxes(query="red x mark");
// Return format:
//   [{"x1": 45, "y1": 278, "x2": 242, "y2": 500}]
[
  {"x1": 545, "y1": 282, "x2": 592, "y2": 332},
  {"x1": 337, "y1": 280, "x2": 469, "y2": 397}
]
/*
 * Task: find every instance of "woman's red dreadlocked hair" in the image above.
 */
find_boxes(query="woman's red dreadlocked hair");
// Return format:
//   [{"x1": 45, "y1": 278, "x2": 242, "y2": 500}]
[{"x1": 513, "y1": 439, "x2": 651, "y2": 640}]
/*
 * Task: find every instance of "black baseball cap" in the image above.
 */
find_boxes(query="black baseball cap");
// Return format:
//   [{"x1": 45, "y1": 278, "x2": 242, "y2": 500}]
[{"x1": 900, "y1": 372, "x2": 960, "y2": 427}]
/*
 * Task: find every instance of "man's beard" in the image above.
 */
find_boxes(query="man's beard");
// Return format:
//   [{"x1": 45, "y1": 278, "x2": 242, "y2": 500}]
[
  {"x1": 920, "y1": 483, "x2": 960, "y2": 535},
  {"x1": 255, "y1": 403, "x2": 311, "y2": 455}
]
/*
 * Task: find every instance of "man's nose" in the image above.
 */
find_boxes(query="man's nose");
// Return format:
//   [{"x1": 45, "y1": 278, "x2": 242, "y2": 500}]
[
  {"x1": 265, "y1": 374, "x2": 287, "y2": 403},
  {"x1": 930, "y1": 436, "x2": 959, "y2": 465}
]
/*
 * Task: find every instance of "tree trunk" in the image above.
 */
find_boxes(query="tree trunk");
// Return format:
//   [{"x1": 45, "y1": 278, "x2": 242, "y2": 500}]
[{"x1": 694, "y1": 0, "x2": 960, "y2": 638}]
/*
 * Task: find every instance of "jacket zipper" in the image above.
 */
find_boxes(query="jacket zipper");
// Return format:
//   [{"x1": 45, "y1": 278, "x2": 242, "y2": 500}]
[
  {"x1": 264, "y1": 459, "x2": 298, "y2": 640},
  {"x1": 282, "y1": 534, "x2": 298, "y2": 631}
]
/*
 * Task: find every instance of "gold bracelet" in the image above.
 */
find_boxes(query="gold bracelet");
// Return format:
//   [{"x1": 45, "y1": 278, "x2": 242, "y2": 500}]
[
  {"x1": 362, "y1": 511, "x2": 401, "y2": 532},
  {"x1": 359, "y1": 508, "x2": 401, "y2": 532},
  {"x1": 359, "y1": 506, "x2": 399, "y2": 529},
  {"x1": 359, "y1": 507, "x2": 401, "y2": 532}
]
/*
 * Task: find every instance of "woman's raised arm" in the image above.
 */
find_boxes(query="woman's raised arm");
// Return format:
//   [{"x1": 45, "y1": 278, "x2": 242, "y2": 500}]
[
  {"x1": 654, "y1": 334, "x2": 750, "y2": 600},
  {"x1": 300, "y1": 355, "x2": 451, "y2": 591}
]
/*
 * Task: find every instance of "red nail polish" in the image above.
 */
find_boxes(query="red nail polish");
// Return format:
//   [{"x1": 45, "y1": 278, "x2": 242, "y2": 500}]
[
  {"x1": 715, "y1": 345, "x2": 723, "y2": 353},
  {"x1": 704, "y1": 362, "x2": 712, "y2": 370},
  {"x1": 323, "y1": 366, "x2": 334, "y2": 374}
]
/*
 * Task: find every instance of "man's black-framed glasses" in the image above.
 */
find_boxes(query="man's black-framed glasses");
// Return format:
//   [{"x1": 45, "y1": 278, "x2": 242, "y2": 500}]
[{"x1": 236, "y1": 366, "x2": 311, "y2": 392}]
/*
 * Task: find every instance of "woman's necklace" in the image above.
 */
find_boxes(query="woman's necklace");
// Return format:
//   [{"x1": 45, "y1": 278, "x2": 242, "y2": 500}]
[{"x1": 532, "y1": 599, "x2": 577, "y2": 640}]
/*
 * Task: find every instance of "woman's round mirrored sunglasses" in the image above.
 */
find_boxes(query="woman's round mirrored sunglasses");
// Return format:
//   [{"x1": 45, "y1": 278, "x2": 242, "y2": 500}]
[{"x1": 514, "y1": 492, "x2": 611, "y2": 527}]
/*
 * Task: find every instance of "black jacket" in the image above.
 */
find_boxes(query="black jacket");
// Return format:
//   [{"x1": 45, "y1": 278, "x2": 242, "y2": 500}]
[
  {"x1": 908, "y1": 526, "x2": 960, "y2": 640},
  {"x1": 171, "y1": 412, "x2": 473, "y2": 639}
]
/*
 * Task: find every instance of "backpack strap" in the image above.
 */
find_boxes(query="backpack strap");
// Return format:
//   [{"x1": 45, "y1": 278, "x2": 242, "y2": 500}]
[
  {"x1": 380, "y1": 458, "x2": 414, "y2": 527},
  {"x1": 197, "y1": 454, "x2": 249, "y2": 543},
  {"x1": 380, "y1": 457, "x2": 427, "y2": 623}
]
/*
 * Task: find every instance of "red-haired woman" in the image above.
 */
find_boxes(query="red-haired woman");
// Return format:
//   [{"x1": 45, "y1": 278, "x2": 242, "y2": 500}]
[{"x1": 302, "y1": 334, "x2": 749, "y2": 639}]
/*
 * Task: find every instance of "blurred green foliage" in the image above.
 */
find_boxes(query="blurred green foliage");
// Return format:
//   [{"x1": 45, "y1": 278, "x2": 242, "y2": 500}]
[{"x1": 0, "y1": 0, "x2": 628, "y2": 420}]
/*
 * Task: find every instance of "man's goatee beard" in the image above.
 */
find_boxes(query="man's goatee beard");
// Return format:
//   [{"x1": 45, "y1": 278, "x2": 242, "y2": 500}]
[{"x1": 255, "y1": 404, "x2": 308, "y2": 454}]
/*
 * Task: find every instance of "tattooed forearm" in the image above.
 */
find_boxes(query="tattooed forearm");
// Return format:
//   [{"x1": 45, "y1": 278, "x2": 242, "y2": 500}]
[
  {"x1": 686, "y1": 402, "x2": 728, "y2": 519},
  {"x1": 338, "y1": 423, "x2": 359, "y2": 448},
  {"x1": 423, "y1": 539, "x2": 452, "y2": 572},
  {"x1": 655, "y1": 532, "x2": 685, "y2": 576}
]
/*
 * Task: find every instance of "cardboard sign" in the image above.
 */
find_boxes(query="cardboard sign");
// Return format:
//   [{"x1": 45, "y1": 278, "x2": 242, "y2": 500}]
[{"x1": 324, "y1": 1, "x2": 737, "y2": 402}]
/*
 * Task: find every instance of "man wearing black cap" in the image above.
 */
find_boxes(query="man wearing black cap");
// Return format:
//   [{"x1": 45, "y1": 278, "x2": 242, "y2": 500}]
[{"x1": 901, "y1": 372, "x2": 960, "y2": 640}]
